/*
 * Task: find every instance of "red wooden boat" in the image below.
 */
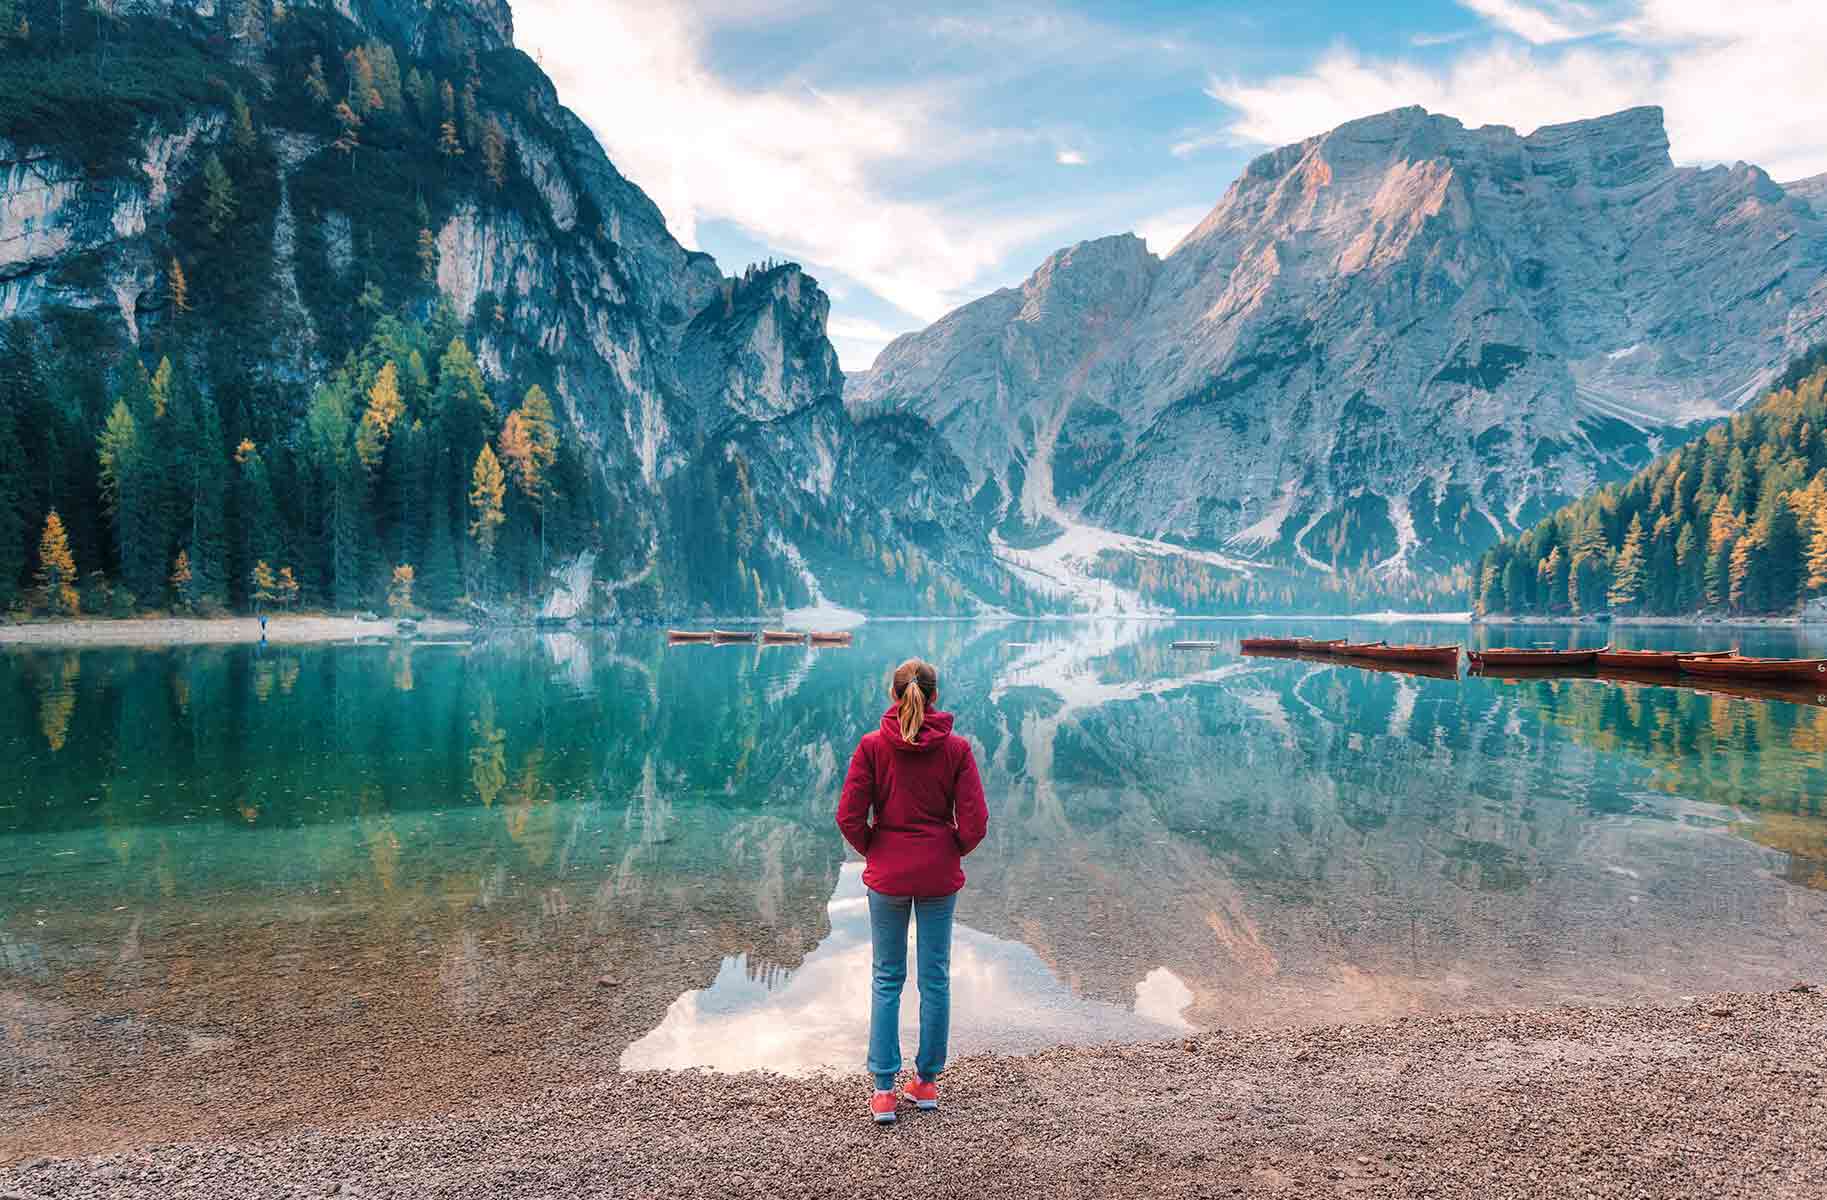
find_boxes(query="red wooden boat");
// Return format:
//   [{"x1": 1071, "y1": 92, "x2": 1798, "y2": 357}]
[
  {"x1": 1467, "y1": 645, "x2": 1605, "y2": 669},
  {"x1": 1241, "y1": 636, "x2": 1300, "y2": 652},
  {"x1": 1346, "y1": 656, "x2": 1462, "y2": 682},
  {"x1": 762, "y1": 630, "x2": 807, "y2": 643},
  {"x1": 808, "y1": 631, "x2": 853, "y2": 645},
  {"x1": 712, "y1": 629, "x2": 758, "y2": 642},
  {"x1": 1340, "y1": 641, "x2": 1461, "y2": 668},
  {"x1": 1677, "y1": 654, "x2": 1827, "y2": 683},
  {"x1": 1594, "y1": 648, "x2": 1731, "y2": 671},
  {"x1": 1294, "y1": 638, "x2": 1347, "y2": 654},
  {"x1": 667, "y1": 630, "x2": 715, "y2": 643}
]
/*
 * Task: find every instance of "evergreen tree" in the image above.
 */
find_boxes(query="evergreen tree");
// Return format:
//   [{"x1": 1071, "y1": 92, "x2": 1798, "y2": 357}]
[
  {"x1": 481, "y1": 117, "x2": 507, "y2": 188},
  {"x1": 230, "y1": 90, "x2": 257, "y2": 152},
  {"x1": 1674, "y1": 521, "x2": 1701, "y2": 611},
  {"x1": 1606, "y1": 513, "x2": 1647, "y2": 612},
  {"x1": 36, "y1": 510, "x2": 78, "y2": 615},
  {"x1": 367, "y1": 41, "x2": 403, "y2": 113},
  {"x1": 305, "y1": 54, "x2": 330, "y2": 105},
  {"x1": 235, "y1": 439, "x2": 283, "y2": 588},
  {"x1": 185, "y1": 390, "x2": 229, "y2": 605},
  {"x1": 1760, "y1": 499, "x2": 1803, "y2": 610},
  {"x1": 0, "y1": 379, "x2": 24, "y2": 609},
  {"x1": 202, "y1": 152, "x2": 238, "y2": 235},
  {"x1": 438, "y1": 80, "x2": 463, "y2": 157}
]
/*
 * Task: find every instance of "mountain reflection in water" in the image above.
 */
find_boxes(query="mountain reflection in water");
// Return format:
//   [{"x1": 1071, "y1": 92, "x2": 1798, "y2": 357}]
[
  {"x1": 2, "y1": 619, "x2": 1826, "y2": 1126},
  {"x1": 622, "y1": 863, "x2": 1189, "y2": 1075}
]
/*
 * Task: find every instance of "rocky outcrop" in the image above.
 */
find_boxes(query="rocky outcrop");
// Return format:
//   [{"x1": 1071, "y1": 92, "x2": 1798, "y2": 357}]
[
  {"x1": 0, "y1": 0, "x2": 1019, "y2": 617},
  {"x1": 853, "y1": 106, "x2": 1827, "y2": 581}
]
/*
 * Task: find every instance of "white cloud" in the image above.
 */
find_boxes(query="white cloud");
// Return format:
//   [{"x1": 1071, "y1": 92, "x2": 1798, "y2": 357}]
[
  {"x1": 827, "y1": 315, "x2": 907, "y2": 372},
  {"x1": 1209, "y1": 1, "x2": 1827, "y2": 180},
  {"x1": 1056, "y1": 148, "x2": 1088, "y2": 165},
  {"x1": 1456, "y1": 0, "x2": 1603, "y2": 44},
  {"x1": 514, "y1": 1, "x2": 1040, "y2": 322},
  {"x1": 1133, "y1": 205, "x2": 1208, "y2": 256}
]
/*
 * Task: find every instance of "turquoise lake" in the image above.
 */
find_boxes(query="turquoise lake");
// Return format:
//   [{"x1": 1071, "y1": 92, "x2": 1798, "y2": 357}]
[{"x1": 3, "y1": 620, "x2": 1826, "y2": 1145}]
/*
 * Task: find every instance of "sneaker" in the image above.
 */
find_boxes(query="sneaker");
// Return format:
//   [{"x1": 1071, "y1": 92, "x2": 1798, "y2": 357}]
[
  {"x1": 870, "y1": 1089, "x2": 898, "y2": 1124},
  {"x1": 904, "y1": 1076, "x2": 939, "y2": 1110}
]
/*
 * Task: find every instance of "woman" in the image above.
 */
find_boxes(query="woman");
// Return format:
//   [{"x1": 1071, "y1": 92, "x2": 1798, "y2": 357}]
[{"x1": 836, "y1": 658, "x2": 988, "y2": 1124}]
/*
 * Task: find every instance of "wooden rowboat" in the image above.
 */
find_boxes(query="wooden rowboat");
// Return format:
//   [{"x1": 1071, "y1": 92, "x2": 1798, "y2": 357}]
[
  {"x1": 1340, "y1": 642, "x2": 1461, "y2": 667},
  {"x1": 1594, "y1": 648, "x2": 1731, "y2": 671},
  {"x1": 808, "y1": 631, "x2": 853, "y2": 645},
  {"x1": 1346, "y1": 656, "x2": 1462, "y2": 682},
  {"x1": 762, "y1": 630, "x2": 807, "y2": 643},
  {"x1": 1240, "y1": 636, "x2": 1300, "y2": 652},
  {"x1": 1677, "y1": 654, "x2": 1827, "y2": 683},
  {"x1": 1467, "y1": 645, "x2": 1605, "y2": 669},
  {"x1": 1294, "y1": 638, "x2": 1346, "y2": 654},
  {"x1": 712, "y1": 629, "x2": 757, "y2": 642},
  {"x1": 667, "y1": 630, "x2": 715, "y2": 643}
]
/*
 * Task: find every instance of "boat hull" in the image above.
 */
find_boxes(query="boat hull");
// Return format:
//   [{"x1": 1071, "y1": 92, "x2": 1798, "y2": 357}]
[
  {"x1": 1294, "y1": 639, "x2": 1346, "y2": 654},
  {"x1": 1594, "y1": 649, "x2": 1731, "y2": 670},
  {"x1": 1468, "y1": 648, "x2": 1603, "y2": 669},
  {"x1": 666, "y1": 631, "x2": 715, "y2": 643},
  {"x1": 1678, "y1": 655, "x2": 1827, "y2": 682},
  {"x1": 711, "y1": 630, "x2": 757, "y2": 642},
  {"x1": 1340, "y1": 643, "x2": 1460, "y2": 667},
  {"x1": 1240, "y1": 637, "x2": 1300, "y2": 651}
]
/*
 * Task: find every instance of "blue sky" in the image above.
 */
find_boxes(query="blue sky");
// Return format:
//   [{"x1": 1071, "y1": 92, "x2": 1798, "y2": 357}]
[{"x1": 515, "y1": 0, "x2": 1827, "y2": 370}]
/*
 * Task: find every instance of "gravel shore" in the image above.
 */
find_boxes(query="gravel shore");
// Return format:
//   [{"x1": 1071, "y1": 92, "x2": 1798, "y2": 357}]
[{"x1": 5, "y1": 987, "x2": 1822, "y2": 1199}]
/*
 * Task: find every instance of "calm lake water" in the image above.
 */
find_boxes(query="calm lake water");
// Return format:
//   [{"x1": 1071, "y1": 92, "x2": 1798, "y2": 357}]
[{"x1": 4, "y1": 620, "x2": 1826, "y2": 1123}]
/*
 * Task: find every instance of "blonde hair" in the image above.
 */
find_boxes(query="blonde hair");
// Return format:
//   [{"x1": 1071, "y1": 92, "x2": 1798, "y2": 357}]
[{"x1": 890, "y1": 658, "x2": 938, "y2": 744}]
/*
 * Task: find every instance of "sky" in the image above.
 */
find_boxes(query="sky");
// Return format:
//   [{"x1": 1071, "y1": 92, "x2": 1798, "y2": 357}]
[{"x1": 513, "y1": 0, "x2": 1827, "y2": 371}]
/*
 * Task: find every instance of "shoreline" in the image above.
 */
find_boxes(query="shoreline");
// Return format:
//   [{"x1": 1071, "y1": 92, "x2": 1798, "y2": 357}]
[
  {"x1": 4, "y1": 988, "x2": 1822, "y2": 1198},
  {"x1": 2, "y1": 610, "x2": 1820, "y2": 649},
  {"x1": 0, "y1": 614, "x2": 471, "y2": 647}
]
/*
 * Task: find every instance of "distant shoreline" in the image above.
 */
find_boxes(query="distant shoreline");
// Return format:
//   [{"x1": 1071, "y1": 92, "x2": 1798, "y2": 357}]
[{"x1": 0, "y1": 614, "x2": 471, "y2": 647}]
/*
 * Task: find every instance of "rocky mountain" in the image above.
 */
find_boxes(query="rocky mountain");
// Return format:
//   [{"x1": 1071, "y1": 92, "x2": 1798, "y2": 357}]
[
  {"x1": 0, "y1": 0, "x2": 1028, "y2": 618},
  {"x1": 851, "y1": 106, "x2": 1827, "y2": 601}
]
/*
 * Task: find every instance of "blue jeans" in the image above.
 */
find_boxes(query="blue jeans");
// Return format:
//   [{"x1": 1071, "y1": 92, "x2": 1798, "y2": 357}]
[{"x1": 865, "y1": 888, "x2": 956, "y2": 1090}]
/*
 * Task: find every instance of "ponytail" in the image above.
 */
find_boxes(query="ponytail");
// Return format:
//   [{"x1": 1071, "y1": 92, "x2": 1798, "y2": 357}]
[{"x1": 890, "y1": 658, "x2": 938, "y2": 744}]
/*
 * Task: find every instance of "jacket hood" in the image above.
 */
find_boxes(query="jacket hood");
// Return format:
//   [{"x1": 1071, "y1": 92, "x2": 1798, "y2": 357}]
[{"x1": 879, "y1": 705, "x2": 954, "y2": 752}]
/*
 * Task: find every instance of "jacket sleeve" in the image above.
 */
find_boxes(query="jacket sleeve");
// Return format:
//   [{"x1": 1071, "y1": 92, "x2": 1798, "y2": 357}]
[
  {"x1": 952, "y1": 740, "x2": 988, "y2": 856},
  {"x1": 835, "y1": 739, "x2": 875, "y2": 856}
]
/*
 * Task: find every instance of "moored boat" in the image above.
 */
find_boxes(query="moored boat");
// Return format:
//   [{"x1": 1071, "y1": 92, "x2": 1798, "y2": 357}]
[
  {"x1": 1240, "y1": 636, "x2": 1300, "y2": 652},
  {"x1": 1346, "y1": 656, "x2": 1462, "y2": 682},
  {"x1": 712, "y1": 629, "x2": 758, "y2": 642},
  {"x1": 1677, "y1": 654, "x2": 1827, "y2": 683},
  {"x1": 761, "y1": 630, "x2": 806, "y2": 643},
  {"x1": 1467, "y1": 645, "x2": 1605, "y2": 669},
  {"x1": 808, "y1": 631, "x2": 853, "y2": 645},
  {"x1": 1294, "y1": 638, "x2": 1346, "y2": 654},
  {"x1": 1594, "y1": 647, "x2": 1731, "y2": 671},
  {"x1": 666, "y1": 630, "x2": 715, "y2": 643},
  {"x1": 1172, "y1": 640, "x2": 1223, "y2": 650},
  {"x1": 1340, "y1": 641, "x2": 1461, "y2": 668}
]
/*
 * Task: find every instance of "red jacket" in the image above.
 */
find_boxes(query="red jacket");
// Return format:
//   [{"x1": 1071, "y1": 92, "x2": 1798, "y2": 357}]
[{"x1": 836, "y1": 707, "x2": 988, "y2": 897}]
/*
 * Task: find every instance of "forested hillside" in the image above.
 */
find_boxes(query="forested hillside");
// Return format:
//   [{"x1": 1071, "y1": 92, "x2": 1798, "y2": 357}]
[
  {"x1": 1473, "y1": 351, "x2": 1827, "y2": 618},
  {"x1": 0, "y1": 0, "x2": 1031, "y2": 620}
]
